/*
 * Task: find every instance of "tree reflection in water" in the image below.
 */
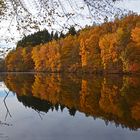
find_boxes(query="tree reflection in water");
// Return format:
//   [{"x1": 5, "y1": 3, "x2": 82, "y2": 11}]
[{"x1": 1, "y1": 73, "x2": 140, "y2": 130}]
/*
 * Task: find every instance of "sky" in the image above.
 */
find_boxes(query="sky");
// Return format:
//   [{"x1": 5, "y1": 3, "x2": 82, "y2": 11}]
[
  {"x1": 0, "y1": 0, "x2": 140, "y2": 50},
  {"x1": 115, "y1": 0, "x2": 140, "y2": 13}
]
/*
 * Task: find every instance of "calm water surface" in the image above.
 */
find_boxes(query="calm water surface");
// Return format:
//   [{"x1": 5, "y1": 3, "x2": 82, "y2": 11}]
[{"x1": 0, "y1": 73, "x2": 140, "y2": 140}]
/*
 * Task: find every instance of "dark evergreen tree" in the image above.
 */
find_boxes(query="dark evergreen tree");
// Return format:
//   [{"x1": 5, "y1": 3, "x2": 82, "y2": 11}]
[
  {"x1": 51, "y1": 31, "x2": 54, "y2": 40},
  {"x1": 0, "y1": 58, "x2": 5, "y2": 72},
  {"x1": 53, "y1": 32, "x2": 59, "y2": 40},
  {"x1": 68, "y1": 26, "x2": 77, "y2": 36},
  {"x1": 17, "y1": 29, "x2": 51, "y2": 48},
  {"x1": 60, "y1": 31, "x2": 65, "y2": 38}
]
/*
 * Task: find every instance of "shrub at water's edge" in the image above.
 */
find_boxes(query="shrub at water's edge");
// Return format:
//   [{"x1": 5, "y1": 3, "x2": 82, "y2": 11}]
[{"x1": 4, "y1": 14, "x2": 140, "y2": 74}]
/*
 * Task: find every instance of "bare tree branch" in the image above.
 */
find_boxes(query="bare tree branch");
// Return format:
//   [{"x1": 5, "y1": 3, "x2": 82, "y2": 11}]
[
  {"x1": 0, "y1": 0, "x2": 127, "y2": 45},
  {"x1": 3, "y1": 90, "x2": 12, "y2": 121}
]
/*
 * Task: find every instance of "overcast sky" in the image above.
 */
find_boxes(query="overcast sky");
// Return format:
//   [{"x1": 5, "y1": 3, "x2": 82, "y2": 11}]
[
  {"x1": 0, "y1": 0, "x2": 140, "y2": 50},
  {"x1": 115, "y1": 0, "x2": 140, "y2": 13}
]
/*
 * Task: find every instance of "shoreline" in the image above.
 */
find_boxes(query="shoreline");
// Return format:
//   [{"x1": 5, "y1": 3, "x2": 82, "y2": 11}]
[{"x1": 0, "y1": 71, "x2": 140, "y2": 76}]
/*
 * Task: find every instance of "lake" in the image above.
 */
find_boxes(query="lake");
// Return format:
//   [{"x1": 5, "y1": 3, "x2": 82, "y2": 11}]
[{"x1": 0, "y1": 73, "x2": 140, "y2": 140}]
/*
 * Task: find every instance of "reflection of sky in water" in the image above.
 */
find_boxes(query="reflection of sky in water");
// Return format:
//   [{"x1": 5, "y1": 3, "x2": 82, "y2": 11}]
[
  {"x1": 0, "y1": 75, "x2": 140, "y2": 140},
  {"x1": 0, "y1": 92, "x2": 139, "y2": 140},
  {"x1": 0, "y1": 82, "x2": 14, "y2": 97},
  {"x1": 0, "y1": 91, "x2": 14, "y2": 97}
]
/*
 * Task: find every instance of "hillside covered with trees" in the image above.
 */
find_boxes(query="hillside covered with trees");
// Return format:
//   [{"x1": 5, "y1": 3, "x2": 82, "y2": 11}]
[{"x1": 3, "y1": 14, "x2": 140, "y2": 74}]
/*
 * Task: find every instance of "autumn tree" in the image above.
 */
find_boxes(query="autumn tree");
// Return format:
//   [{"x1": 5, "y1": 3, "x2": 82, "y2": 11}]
[
  {"x1": 21, "y1": 47, "x2": 34, "y2": 71},
  {"x1": 132, "y1": 27, "x2": 140, "y2": 46},
  {"x1": 60, "y1": 35, "x2": 81, "y2": 72},
  {"x1": 99, "y1": 33, "x2": 123, "y2": 73},
  {"x1": 5, "y1": 49, "x2": 23, "y2": 71},
  {"x1": 79, "y1": 26, "x2": 103, "y2": 73}
]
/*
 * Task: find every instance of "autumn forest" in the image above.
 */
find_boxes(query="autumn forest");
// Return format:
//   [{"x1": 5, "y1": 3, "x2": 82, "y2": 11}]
[{"x1": 1, "y1": 14, "x2": 140, "y2": 74}]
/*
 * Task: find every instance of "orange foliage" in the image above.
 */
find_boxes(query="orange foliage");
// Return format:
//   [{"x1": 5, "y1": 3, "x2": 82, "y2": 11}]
[{"x1": 132, "y1": 27, "x2": 140, "y2": 46}]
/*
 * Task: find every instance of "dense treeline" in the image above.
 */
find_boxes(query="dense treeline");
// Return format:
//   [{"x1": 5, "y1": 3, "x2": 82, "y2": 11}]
[
  {"x1": 17, "y1": 30, "x2": 52, "y2": 48},
  {"x1": 2, "y1": 73, "x2": 140, "y2": 130},
  {"x1": 17, "y1": 26, "x2": 77, "y2": 48},
  {"x1": 4, "y1": 14, "x2": 140, "y2": 73}
]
